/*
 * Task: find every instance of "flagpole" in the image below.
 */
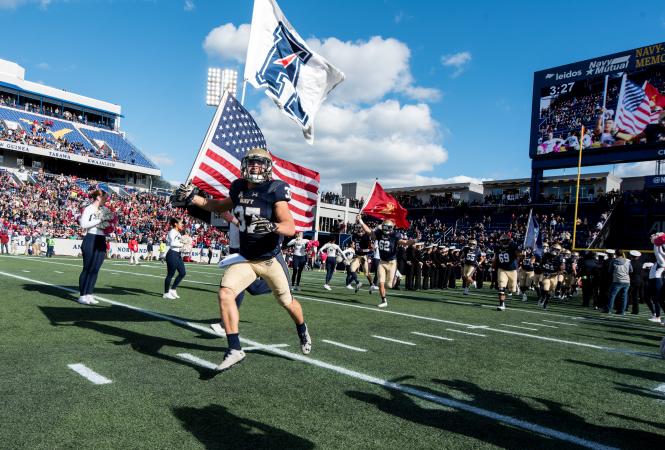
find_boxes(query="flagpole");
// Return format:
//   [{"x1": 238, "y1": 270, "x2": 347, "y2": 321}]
[
  {"x1": 313, "y1": 190, "x2": 321, "y2": 242},
  {"x1": 185, "y1": 90, "x2": 230, "y2": 183},
  {"x1": 240, "y1": 80, "x2": 248, "y2": 106},
  {"x1": 360, "y1": 180, "x2": 378, "y2": 214},
  {"x1": 523, "y1": 208, "x2": 533, "y2": 248},
  {"x1": 601, "y1": 74, "x2": 609, "y2": 129},
  {"x1": 572, "y1": 125, "x2": 585, "y2": 251}
]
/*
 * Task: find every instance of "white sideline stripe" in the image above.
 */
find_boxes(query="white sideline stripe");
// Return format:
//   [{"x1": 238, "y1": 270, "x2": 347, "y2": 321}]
[
  {"x1": 54, "y1": 270, "x2": 64, "y2": 274},
  {"x1": 502, "y1": 324, "x2": 539, "y2": 331},
  {"x1": 372, "y1": 335, "x2": 416, "y2": 346},
  {"x1": 177, "y1": 353, "x2": 219, "y2": 371},
  {"x1": 296, "y1": 294, "x2": 477, "y2": 328},
  {"x1": 446, "y1": 328, "x2": 486, "y2": 337},
  {"x1": 445, "y1": 300, "x2": 472, "y2": 305},
  {"x1": 523, "y1": 322, "x2": 557, "y2": 329},
  {"x1": 542, "y1": 320, "x2": 578, "y2": 327},
  {"x1": 1, "y1": 260, "x2": 653, "y2": 355},
  {"x1": 243, "y1": 344, "x2": 289, "y2": 351},
  {"x1": 322, "y1": 339, "x2": 367, "y2": 352},
  {"x1": 67, "y1": 363, "x2": 112, "y2": 385},
  {"x1": 0, "y1": 270, "x2": 618, "y2": 450},
  {"x1": 467, "y1": 325, "x2": 489, "y2": 330},
  {"x1": 411, "y1": 331, "x2": 454, "y2": 341},
  {"x1": 487, "y1": 328, "x2": 605, "y2": 349}
]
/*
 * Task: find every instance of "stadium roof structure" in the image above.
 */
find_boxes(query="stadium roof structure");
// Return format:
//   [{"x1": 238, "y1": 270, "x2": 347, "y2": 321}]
[
  {"x1": 483, "y1": 172, "x2": 620, "y2": 187},
  {"x1": 0, "y1": 59, "x2": 121, "y2": 117},
  {"x1": 385, "y1": 182, "x2": 484, "y2": 195}
]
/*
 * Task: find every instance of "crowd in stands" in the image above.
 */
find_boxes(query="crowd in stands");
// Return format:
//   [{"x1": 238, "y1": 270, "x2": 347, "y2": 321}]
[
  {"x1": 320, "y1": 191, "x2": 363, "y2": 208},
  {"x1": 0, "y1": 118, "x2": 119, "y2": 161},
  {"x1": 0, "y1": 170, "x2": 229, "y2": 254},
  {"x1": 0, "y1": 93, "x2": 113, "y2": 130}
]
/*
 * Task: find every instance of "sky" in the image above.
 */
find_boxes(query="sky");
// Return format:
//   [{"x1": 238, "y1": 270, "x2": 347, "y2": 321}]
[{"x1": 1, "y1": 0, "x2": 665, "y2": 190}]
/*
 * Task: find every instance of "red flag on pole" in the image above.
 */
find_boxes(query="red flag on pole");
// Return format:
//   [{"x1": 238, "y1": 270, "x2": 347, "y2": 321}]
[
  {"x1": 645, "y1": 82, "x2": 665, "y2": 109},
  {"x1": 360, "y1": 182, "x2": 410, "y2": 229}
]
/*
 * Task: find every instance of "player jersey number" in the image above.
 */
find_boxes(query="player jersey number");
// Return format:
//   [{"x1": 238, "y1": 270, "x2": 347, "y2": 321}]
[
  {"x1": 498, "y1": 252, "x2": 510, "y2": 263},
  {"x1": 378, "y1": 240, "x2": 391, "y2": 251},
  {"x1": 233, "y1": 205, "x2": 247, "y2": 232}
]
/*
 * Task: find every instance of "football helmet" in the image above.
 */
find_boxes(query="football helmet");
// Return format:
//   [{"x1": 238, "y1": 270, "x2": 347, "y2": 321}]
[
  {"x1": 241, "y1": 147, "x2": 273, "y2": 184},
  {"x1": 550, "y1": 243, "x2": 562, "y2": 255},
  {"x1": 499, "y1": 233, "x2": 510, "y2": 247},
  {"x1": 468, "y1": 239, "x2": 478, "y2": 249},
  {"x1": 382, "y1": 219, "x2": 395, "y2": 233}
]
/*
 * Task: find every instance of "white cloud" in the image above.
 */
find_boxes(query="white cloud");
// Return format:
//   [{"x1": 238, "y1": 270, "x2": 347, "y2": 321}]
[
  {"x1": 36, "y1": 62, "x2": 50, "y2": 70},
  {"x1": 442, "y1": 51, "x2": 472, "y2": 78},
  {"x1": 147, "y1": 153, "x2": 175, "y2": 167},
  {"x1": 308, "y1": 36, "x2": 440, "y2": 103},
  {"x1": 254, "y1": 99, "x2": 447, "y2": 190},
  {"x1": 203, "y1": 23, "x2": 251, "y2": 63},
  {"x1": 613, "y1": 161, "x2": 656, "y2": 177},
  {"x1": 184, "y1": 0, "x2": 194, "y2": 12}
]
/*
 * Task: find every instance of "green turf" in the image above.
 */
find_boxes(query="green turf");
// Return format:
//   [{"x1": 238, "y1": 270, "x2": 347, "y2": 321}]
[{"x1": 1, "y1": 254, "x2": 664, "y2": 449}]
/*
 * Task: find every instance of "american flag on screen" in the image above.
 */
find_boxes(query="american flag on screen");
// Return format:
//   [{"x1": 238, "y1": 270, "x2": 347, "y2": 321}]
[
  {"x1": 614, "y1": 75, "x2": 652, "y2": 135},
  {"x1": 188, "y1": 92, "x2": 320, "y2": 231}
]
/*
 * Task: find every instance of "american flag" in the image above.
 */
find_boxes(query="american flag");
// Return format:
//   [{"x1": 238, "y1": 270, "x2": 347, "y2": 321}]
[
  {"x1": 614, "y1": 76, "x2": 652, "y2": 135},
  {"x1": 188, "y1": 92, "x2": 319, "y2": 231}
]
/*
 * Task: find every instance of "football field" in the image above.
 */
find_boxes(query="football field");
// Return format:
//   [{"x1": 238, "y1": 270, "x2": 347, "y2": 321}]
[{"x1": 1, "y1": 254, "x2": 664, "y2": 449}]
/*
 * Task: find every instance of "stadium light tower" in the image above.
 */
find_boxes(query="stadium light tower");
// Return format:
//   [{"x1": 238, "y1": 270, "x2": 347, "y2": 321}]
[{"x1": 206, "y1": 68, "x2": 238, "y2": 106}]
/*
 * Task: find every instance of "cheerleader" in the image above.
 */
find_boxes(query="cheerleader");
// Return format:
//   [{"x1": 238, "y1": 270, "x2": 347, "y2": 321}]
[
  {"x1": 78, "y1": 190, "x2": 113, "y2": 305},
  {"x1": 164, "y1": 217, "x2": 186, "y2": 299}
]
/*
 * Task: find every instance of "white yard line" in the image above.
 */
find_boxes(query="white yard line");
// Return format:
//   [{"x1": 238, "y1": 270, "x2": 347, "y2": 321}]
[
  {"x1": 176, "y1": 353, "x2": 219, "y2": 371},
  {"x1": 243, "y1": 344, "x2": 290, "y2": 351},
  {"x1": 486, "y1": 328, "x2": 605, "y2": 349},
  {"x1": 411, "y1": 332, "x2": 454, "y2": 341},
  {"x1": 501, "y1": 324, "x2": 539, "y2": 331},
  {"x1": 67, "y1": 363, "x2": 112, "y2": 385},
  {"x1": 446, "y1": 329, "x2": 486, "y2": 337},
  {"x1": 542, "y1": 320, "x2": 578, "y2": 327},
  {"x1": 523, "y1": 322, "x2": 557, "y2": 329},
  {"x1": 54, "y1": 270, "x2": 64, "y2": 274},
  {"x1": 372, "y1": 335, "x2": 417, "y2": 346},
  {"x1": 0, "y1": 270, "x2": 619, "y2": 450},
  {"x1": 321, "y1": 339, "x2": 368, "y2": 352}
]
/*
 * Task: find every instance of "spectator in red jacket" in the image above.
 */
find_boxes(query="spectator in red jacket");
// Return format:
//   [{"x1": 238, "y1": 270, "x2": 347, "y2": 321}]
[
  {"x1": 128, "y1": 236, "x2": 139, "y2": 265},
  {"x1": 0, "y1": 229, "x2": 9, "y2": 254}
]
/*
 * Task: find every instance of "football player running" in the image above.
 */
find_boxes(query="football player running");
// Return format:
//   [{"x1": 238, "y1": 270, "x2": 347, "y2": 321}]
[
  {"x1": 172, "y1": 147, "x2": 311, "y2": 371},
  {"x1": 357, "y1": 216, "x2": 415, "y2": 308},
  {"x1": 461, "y1": 239, "x2": 484, "y2": 295},
  {"x1": 539, "y1": 244, "x2": 565, "y2": 309},
  {"x1": 493, "y1": 234, "x2": 520, "y2": 311}
]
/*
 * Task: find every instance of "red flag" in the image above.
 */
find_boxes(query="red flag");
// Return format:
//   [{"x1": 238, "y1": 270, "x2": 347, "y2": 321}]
[
  {"x1": 361, "y1": 182, "x2": 410, "y2": 229},
  {"x1": 645, "y1": 82, "x2": 665, "y2": 109}
]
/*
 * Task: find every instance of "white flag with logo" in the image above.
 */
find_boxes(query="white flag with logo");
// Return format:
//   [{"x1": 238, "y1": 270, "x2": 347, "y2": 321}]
[{"x1": 244, "y1": 0, "x2": 345, "y2": 144}]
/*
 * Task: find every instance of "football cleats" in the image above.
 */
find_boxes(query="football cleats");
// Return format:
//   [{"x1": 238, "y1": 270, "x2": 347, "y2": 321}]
[
  {"x1": 241, "y1": 147, "x2": 273, "y2": 184},
  {"x1": 499, "y1": 233, "x2": 510, "y2": 247},
  {"x1": 381, "y1": 219, "x2": 395, "y2": 233}
]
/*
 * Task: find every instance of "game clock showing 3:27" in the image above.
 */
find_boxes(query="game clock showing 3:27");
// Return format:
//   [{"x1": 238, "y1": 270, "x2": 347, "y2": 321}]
[{"x1": 530, "y1": 41, "x2": 665, "y2": 161}]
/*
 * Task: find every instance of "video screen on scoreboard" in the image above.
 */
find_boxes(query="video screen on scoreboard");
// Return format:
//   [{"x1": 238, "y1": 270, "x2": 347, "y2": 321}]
[{"x1": 530, "y1": 42, "x2": 665, "y2": 159}]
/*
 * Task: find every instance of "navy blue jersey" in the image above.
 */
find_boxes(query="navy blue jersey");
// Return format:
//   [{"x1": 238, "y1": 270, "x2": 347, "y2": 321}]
[
  {"x1": 521, "y1": 256, "x2": 535, "y2": 272},
  {"x1": 541, "y1": 254, "x2": 563, "y2": 275},
  {"x1": 565, "y1": 257, "x2": 577, "y2": 273},
  {"x1": 462, "y1": 247, "x2": 482, "y2": 267},
  {"x1": 374, "y1": 229, "x2": 403, "y2": 261},
  {"x1": 495, "y1": 242, "x2": 519, "y2": 270},
  {"x1": 229, "y1": 178, "x2": 290, "y2": 260},
  {"x1": 533, "y1": 254, "x2": 543, "y2": 274},
  {"x1": 353, "y1": 233, "x2": 373, "y2": 256}
]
